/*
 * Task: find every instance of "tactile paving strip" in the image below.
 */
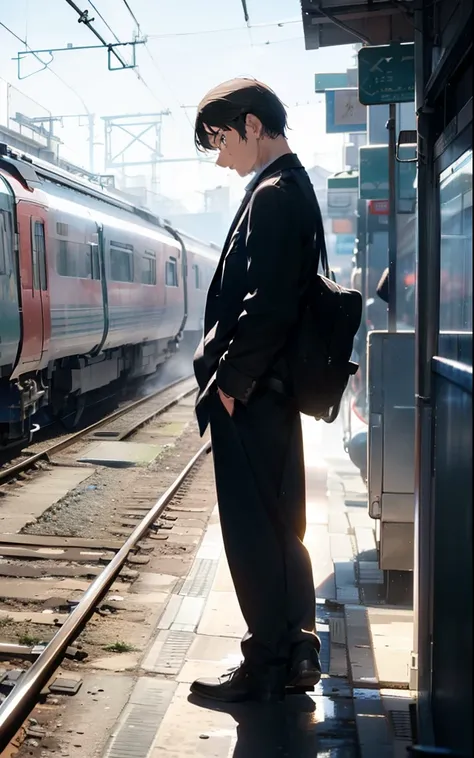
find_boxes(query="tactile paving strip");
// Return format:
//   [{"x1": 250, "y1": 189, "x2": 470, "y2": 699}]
[
  {"x1": 148, "y1": 629, "x2": 195, "y2": 676},
  {"x1": 103, "y1": 679, "x2": 176, "y2": 758},
  {"x1": 329, "y1": 616, "x2": 346, "y2": 645},
  {"x1": 179, "y1": 557, "x2": 219, "y2": 598},
  {"x1": 318, "y1": 624, "x2": 330, "y2": 673},
  {"x1": 388, "y1": 709, "x2": 412, "y2": 741}
]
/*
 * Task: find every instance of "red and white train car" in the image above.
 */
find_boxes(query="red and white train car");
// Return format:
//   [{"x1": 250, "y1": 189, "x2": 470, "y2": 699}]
[{"x1": 0, "y1": 145, "x2": 219, "y2": 446}]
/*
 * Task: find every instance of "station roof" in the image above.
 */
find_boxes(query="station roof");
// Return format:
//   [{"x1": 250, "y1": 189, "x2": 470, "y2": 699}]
[{"x1": 299, "y1": 0, "x2": 415, "y2": 49}]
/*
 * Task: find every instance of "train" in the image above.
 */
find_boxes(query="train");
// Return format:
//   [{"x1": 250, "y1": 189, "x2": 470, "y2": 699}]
[{"x1": 0, "y1": 144, "x2": 220, "y2": 448}]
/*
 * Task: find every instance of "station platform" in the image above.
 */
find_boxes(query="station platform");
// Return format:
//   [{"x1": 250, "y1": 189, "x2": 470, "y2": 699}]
[{"x1": 102, "y1": 416, "x2": 415, "y2": 758}]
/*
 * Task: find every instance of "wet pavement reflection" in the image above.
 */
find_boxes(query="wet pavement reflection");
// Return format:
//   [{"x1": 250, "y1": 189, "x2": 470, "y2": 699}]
[{"x1": 188, "y1": 687, "x2": 359, "y2": 757}]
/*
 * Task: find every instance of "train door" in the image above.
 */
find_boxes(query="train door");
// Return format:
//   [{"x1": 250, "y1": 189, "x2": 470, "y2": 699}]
[
  {"x1": 89, "y1": 222, "x2": 109, "y2": 356},
  {"x1": 11, "y1": 207, "x2": 50, "y2": 378},
  {"x1": 164, "y1": 244, "x2": 184, "y2": 338},
  {"x1": 31, "y1": 217, "x2": 50, "y2": 362},
  {"x1": 0, "y1": 178, "x2": 21, "y2": 375}
]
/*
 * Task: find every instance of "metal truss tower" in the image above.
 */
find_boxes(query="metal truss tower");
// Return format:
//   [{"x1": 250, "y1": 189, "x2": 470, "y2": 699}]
[{"x1": 102, "y1": 111, "x2": 171, "y2": 193}]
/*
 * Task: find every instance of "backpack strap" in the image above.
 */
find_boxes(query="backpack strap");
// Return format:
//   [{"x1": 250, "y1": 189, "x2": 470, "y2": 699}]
[
  {"x1": 313, "y1": 197, "x2": 332, "y2": 280},
  {"x1": 255, "y1": 166, "x2": 334, "y2": 282},
  {"x1": 278, "y1": 168, "x2": 333, "y2": 281}
]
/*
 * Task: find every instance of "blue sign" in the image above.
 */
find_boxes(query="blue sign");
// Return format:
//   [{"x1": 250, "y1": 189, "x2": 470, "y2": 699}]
[
  {"x1": 325, "y1": 89, "x2": 367, "y2": 134},
  {"x1": 335, "y1": 234, "x2": 356, "y2": 256},
  {"x1": 315, "y1": 73, "x2": 349, "y2": 92}
]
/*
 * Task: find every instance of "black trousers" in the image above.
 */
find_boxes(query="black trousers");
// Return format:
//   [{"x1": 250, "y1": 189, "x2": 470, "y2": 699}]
[{"x1": 209, "y1": 388, "x2": 319, "y2": 668}]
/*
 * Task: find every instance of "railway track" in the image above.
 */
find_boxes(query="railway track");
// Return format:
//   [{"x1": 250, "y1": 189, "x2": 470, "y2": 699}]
[
  {"x1": 0, "y1": 374, "x2": 214, "y2": 753},
  {"x1": 0, "y1": 441, "x2": 211, "y2": 751},
  {"x1": 0, "y1": 375, "x2": 196, "y2": 486}
]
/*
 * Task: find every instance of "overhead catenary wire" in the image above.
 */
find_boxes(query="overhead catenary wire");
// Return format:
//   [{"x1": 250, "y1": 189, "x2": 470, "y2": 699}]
[
  {"x1": 87, "y1": 0, "x2": 122, "y2": 43},
  {"x1": 63, "y1": 0, "x2": 129, "y2": 69},
  {"x1": 65, "y1": 0, "x2": 168, "y2": 111},
  {"x1": 142, "y1": 44, "x2": 195, "y2": 133},
  {"x1": 121, "y1": 0, "x2": 142, "y2": 35},
  {"x1": 84, "y1": 0, "x2": 197, "y2": 152},
  {"x1": 146, "y1": 18, "x2": 301, "y2": 38},
  {"x1": 0, "y1": 19, "x2": 91, "y2": 114},
  {"x1": 2, "y1": 10, "x2": 168, "y2": 154},
  {"x1": 111, "y1": 0, "x2": 196, "y2": 133}
]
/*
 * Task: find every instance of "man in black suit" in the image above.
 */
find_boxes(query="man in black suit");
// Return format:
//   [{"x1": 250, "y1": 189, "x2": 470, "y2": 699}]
[{"x1": 191, "y1": 79, "x2": 322, "y2": 703}]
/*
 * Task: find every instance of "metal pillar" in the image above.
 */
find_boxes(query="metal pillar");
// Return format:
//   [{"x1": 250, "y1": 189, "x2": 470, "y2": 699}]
[
  {"x1": 387, "y1": 103, "x2": 397, "y2": 331},
  {"x1": 88, "y1": 114, "x2": 95, "y2": 174},
  {"x1": 412, "y1": 0, "x2": 438, "y2": 744}
]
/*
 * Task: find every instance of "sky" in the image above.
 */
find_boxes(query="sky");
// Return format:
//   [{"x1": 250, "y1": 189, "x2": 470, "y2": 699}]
[{"x1": 0, "y1": 0, "x2": 356, "y2": 211}]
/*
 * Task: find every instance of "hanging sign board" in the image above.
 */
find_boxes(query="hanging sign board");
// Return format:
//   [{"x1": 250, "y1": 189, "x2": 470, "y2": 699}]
[
  {"x1": 332, "y1": 217, "x2": 356, "y2": 234},
  {"x1": 358, "y1": 43, "x2": 415, "y2": 105},
  {"x1": 369, "y1": 199, "x2": 389, "y2": 215},
  {"x1": 327, "y1": 171, "x2": 359, "y2": 218},
  {"x1": 359, "y1": 145, "x2": 417, "y2": 208},
  {"x1": 359, "y1": 145, "x2": 389, "y2": 200},
  {"x1": 325, "y1": 89, "x2": 367, "y2": 133},
  {"x1": 315, "y1": 73, "x2": 349, "y2": 92},
  {"x1": 335, "y1": 234, "x2": 356, "y2": 256}
]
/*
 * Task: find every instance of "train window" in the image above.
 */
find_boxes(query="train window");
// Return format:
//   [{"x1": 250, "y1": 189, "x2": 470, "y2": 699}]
[
  {"x1": 165, "y1": 257, "x2": 178, "y2": 287},
  {"x1": 110, "y1": 241, "x2": 134, "y2": 282},
  {"x1": 57, "y1": 240, "x2": 72, "y2": 277},
  {"x1": 193, "y1": 264, "x2": 201, "y2": 290},
  {"x1": 56, "y1": 222, "x2": 69, "y2": 237},
  {"x1": 32, "y1": 220, "x2": 47, "y2": 291},
  {"x1": 58, "y1": 240, "x2": 97, "y2": 279},
  {"x1": 89, "y1": 243, "x2": 101, "y2": 280},
  {"x1": 438, "y1": 150, "x2": 472, "y2": 353},
  {"x1": 141, "y1": 251, "x2": 156, "y2": 285}
]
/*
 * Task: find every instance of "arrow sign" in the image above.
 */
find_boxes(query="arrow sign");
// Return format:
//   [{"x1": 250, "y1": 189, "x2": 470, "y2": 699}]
[{"x1": 358, "y1": 43, "x2": 415, "y2": 105}]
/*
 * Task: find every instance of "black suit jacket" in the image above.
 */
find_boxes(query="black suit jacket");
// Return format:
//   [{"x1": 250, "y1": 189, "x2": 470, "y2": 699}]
[{"x1": 193, "y1": 153, "x2": 322, "y2": 436}]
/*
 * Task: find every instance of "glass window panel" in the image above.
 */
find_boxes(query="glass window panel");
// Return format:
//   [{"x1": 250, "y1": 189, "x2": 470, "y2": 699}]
[{"x1": 438, "y1": 150, "x2": 472, "y2": 362}]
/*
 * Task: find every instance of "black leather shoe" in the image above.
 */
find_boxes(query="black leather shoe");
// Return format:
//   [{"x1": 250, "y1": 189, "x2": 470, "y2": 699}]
[
  {"x1": 286, "y1": 648, "x2": 322, "y2": 691},
  {"x1": 190, "y1": 662, "x2": 286, "y2": 703}
]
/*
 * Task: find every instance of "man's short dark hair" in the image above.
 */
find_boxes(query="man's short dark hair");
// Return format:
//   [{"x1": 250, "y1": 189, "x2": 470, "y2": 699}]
[{"x1": 194, "y1": 78, "x2": 288, "y2": 152}]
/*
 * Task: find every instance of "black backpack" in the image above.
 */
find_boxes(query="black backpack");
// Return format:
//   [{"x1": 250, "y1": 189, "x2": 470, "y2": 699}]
[{"x1": 288, "y1": 191, "x2": 362, "y2": 424}]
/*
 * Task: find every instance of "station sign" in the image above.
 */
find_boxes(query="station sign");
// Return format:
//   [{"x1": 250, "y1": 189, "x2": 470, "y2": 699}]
[
  {"x1": 367, "y1": 199, "x2": 389, "y2": 231},
  {"x1": 315, "y1": 68, "x2": 357, "y2": 93},
  {"x1": 397, "y1": 145, "x2": 417, "y2": 213},
  {"x1": 344, "y1": 142, "x2": 359, "y2": 171},
  {"x1": 315, "y1": 73, "x2": 349, "y2": 92},
  {"x1": 368, "y1": 199, "x2": 389, "y2": 215},
  {"x1": 335, "y1": 234, "x2": 356, "y2": 256},
  {"x1": 358, "y1": 43, "x2": 415, "y2": 105},
  {"x1": 359, "y1": 146, "x2": 389, "y2": 200},
  {"x1": 327, "y1": 171, "x2": 359, "y2": 218},
  {"x1": 325, "y1": 89, "x2": 367, "y2": 133},
  {"x1": 332, "y1": 217, "x2": 356, "y2": 234},
  {"x1": 359, "y1": 145, "x2": 417, "y2": 209}
]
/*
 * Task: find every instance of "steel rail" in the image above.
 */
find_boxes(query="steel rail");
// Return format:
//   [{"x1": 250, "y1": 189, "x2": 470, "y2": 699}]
[
  {"x1": 0, "y1": 439, "x2": 211, "y2": 749},
  {"x1": 0, "y1": 376, "x2": 195, "y2": 484}
]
